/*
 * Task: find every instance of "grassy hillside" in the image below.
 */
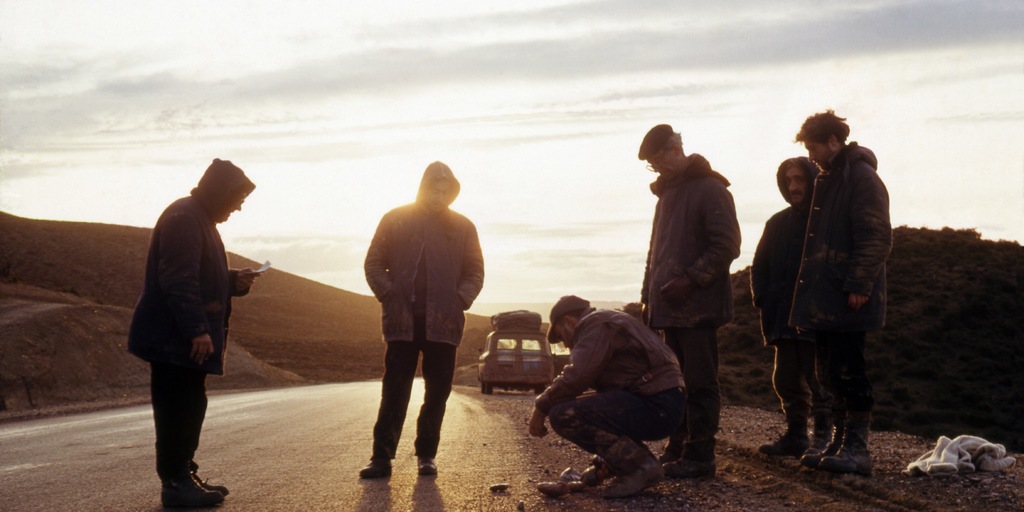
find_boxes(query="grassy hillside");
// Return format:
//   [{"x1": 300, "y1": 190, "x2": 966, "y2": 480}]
[{"x1": 720, "y1": 227, "x2": 1024, "y2": 451}]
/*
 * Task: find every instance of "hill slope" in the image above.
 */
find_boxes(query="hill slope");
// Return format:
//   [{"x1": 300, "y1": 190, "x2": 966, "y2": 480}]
[
  {"x1": 0, "y1": 212, "x2": 491, "y2": 409},
  {"x1": 719, "y1": 227, "x2": 1024, "y2": 450},
  {"x1": 2, "y1": 213, "x2": 1021, "y2": 451}
]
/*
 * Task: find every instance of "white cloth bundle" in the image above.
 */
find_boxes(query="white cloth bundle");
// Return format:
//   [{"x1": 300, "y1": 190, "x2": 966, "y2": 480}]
[{"x1": 904, "y1": 435, "x2": 1017, "y2": 476}]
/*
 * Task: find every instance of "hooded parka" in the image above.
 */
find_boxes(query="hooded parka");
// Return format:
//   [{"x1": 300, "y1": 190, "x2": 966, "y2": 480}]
[
  {"x1": 365, "y1": 163, "x2": 485, "y2": 346},
  {"x1": 128, "y1": 159, "x2": 255, "y2": 375},
  {"x1": 642, "y1": 154, "x2": 741, "y2": 329},
  {"x1": 790, "y1": 143, "x2": 891, "y2": 332},
  {"x1": 750, "y1": 157, "x2": 819, "y2": 345}
]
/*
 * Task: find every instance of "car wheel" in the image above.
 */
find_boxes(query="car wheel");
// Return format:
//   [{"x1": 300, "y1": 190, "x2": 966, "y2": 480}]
[{"x1": 482, "y1": 382, "x2": 493, "y2": 395}]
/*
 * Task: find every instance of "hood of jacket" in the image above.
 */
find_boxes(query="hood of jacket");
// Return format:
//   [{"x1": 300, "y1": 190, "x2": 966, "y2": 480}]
[
  {"x1": 776, "y1": 156, "x2": 820, "y2": 207},
  {"x1": 190, "y1": 159, "x2": 255, "y2": 220},
  {"x1": 415, "y1": 161, "x2": 461, "y2": 207},
  {"x1": 826, "y1": 141, "x2": 878, "y2": 174},
  {"x1": 650, "y1": 153, "x2": 730, "y2": 197}
]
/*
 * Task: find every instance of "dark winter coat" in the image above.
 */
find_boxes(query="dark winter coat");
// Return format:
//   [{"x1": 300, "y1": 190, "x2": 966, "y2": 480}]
[
  {"x1": 750, "y1": 157, "x2": 818, "y2": 345},
  {"x1": 642, "y1": 154, "x2": 741, "y2": 329},
  {"x1": 128, "y1": 160, "x2": 255, "y2": 375},
  {"x1": 364, "y1": 165, "x2": 485, "y2": 346},
  {"x1": 535, "y1": 308, "x2": 684, "y2": 415},
  {"x1": 790, "y1": 143, "x2": 891, "y2": 332}
]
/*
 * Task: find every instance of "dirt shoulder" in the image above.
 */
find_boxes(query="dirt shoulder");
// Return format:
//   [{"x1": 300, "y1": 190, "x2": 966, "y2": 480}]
[{"x1": 463, "y1": 386, "x2": 1024, "y2": 512}]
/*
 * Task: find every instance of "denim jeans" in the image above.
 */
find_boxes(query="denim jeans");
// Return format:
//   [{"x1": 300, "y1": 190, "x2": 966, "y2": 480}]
[
  {"x1": 151, "y1": 362, "x2": 208, "y2": 481},
  {"x1": 548, "y1": 387, "x2": 685, "y2": 456},
  {"x1": 370, "y1": 339, "x2": 457, "y2": 460}
]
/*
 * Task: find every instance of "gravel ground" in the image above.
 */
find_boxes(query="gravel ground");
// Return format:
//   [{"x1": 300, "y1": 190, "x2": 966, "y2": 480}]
[{"x1": 467, "y1": 386, "x2": 1024, "y2": 512}]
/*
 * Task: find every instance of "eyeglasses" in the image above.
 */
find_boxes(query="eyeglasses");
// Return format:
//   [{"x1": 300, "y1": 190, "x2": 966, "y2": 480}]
[{"x1": 645, "y1": 147, "x2": 672, "y2": 172}]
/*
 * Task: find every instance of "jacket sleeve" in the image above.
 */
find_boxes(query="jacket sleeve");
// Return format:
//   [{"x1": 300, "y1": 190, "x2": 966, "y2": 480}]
[
  {"x1": 535, "y1": 320, "x2": 613, "y2": 414},
  {"x1": 457, "y1": 220, "x2": 485, "y2": 310},
  {"x1": 157, "y1": 212, "x2": 210, "y2": 340},
  {"x1": 844, "y1": 165, "x2": 892, "y2": 295},
  {"x1": 364, "y1": 214, "x2": 393, "y2": 302},
  {"x1": 686, "y1": 184, "x2": 742, "y2": 288},
  {"x1": 750, "y1": 219, "x2": 774, "y2": 308}
]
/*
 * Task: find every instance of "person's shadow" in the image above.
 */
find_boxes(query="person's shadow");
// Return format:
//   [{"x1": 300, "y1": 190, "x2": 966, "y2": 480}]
[
  {"x1": 411, "y1": 475, "x2": 444, "y2": 512},
  {"x1": 355, "y1": 479, "x2": 394, "y2": 512}
]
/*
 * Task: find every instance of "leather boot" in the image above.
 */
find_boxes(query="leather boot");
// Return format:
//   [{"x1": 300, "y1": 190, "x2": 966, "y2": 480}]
[
  {"x1": 600, "y1": 437, "x2": 664, "y2": 498},
  {"x1": 161, "y1": 474, "x2": 225, "y2": 508},
  {"x1": 806, "y1": 414, "x2": 833, "y2": 455},
  {"x1": 358, "y1": 458, "x2": 392, "y2": 479},
  {"x1": 581, "y1": 455, "x2": 612, "y2": 487},
  {"x1": 801, "y1": 408, "x2": 846, "y2": 469},
  {"x1": 818, "y1": 411, "x2": 872, "y2": 475},
  {"x1": 189, "y1": 460, "x2": 229, "y2": 496},
  {"x1": 759, "y1": 417, "x2": 809, "y2": 457}
]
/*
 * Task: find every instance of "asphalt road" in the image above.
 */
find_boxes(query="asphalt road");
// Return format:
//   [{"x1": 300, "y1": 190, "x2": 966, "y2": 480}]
[{"x1": 0, "y1": 382, "x2": 539, "y2": 512}]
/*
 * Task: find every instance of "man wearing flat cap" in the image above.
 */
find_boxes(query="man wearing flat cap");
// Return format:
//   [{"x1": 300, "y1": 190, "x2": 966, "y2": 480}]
[
  {"x1": 528, "y1": 296, "x2": 685, "y2": 498},
  {"x1": 638, "y1": 124, "x2": 741, "y2": 478}
]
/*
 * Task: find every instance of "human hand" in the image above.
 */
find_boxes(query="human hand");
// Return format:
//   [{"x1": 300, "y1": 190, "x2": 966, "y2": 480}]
[
  {"x1": 528, "y1": 408, "x2": 549, "y2": 438},
  {"x1": 659, "y1": 277, "x2": 694, "y2": 303},
  {"x1": 190, "y1": 333, "x2": 214, "y2": 364},
  {"x1": 236, "y1": 268, "x2": 260, "y2": 291}
]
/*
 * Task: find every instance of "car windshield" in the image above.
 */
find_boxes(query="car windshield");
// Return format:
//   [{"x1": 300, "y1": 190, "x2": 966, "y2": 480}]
[
  {"x1": 549, "y1": 342, "x2": 570, "y2": 356},
  {"x1": 522, "y1": 339, "x2": 542, "y2": 351}
]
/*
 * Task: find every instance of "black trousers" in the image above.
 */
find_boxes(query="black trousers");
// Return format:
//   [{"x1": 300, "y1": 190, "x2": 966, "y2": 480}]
[
  {"x1": 151, "y1": 361, "x2": 208, "y2": 481},
  {"x1": 662, "y1": 327, "x2": 720, "y2": 462},
  {"x1": 370, "y1": 338, "x2": 457, "y2": 461},
  {"x1": 815, "y1": 330, "x2": 874, "y2": 413}
]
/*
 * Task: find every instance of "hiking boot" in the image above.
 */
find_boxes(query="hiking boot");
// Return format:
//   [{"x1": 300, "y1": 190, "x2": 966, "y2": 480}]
[
  {"x1": 801, "y1": 409, "x2": 846, "y2": 469},
  {"x1": 818, "y1": 412, "x2": 872, "y2": 476},
  {"x1": 417, "y1": 457, "x2": 437, "y2": 476},
  {"x1": 359, "y1": 458, "x2": 392, "y2": 479},
  {"x1": 580, "y1": 456, "x2": 611, "y2": 487},
  {"x1": 597, "y1": 437, "x2": 664, "y2": 498},
  {"x1": 663, "y1": 458, "x2": 716, "y2": 479},
  {"x1": 759, "y1": 419, "x2": 809, "y2": 457},
  {"x1": 189, "y1": 460, "x2": 228, "y2": 496},
  {"x1": 161, "y1": 476, "x2": 224, "y2": 508},
  {"x1": 807, "y1": 414, "x2": 833, "y2": 455},
  {"x1": 602, "y1": 455, "x2": 664, "y2": 498}
]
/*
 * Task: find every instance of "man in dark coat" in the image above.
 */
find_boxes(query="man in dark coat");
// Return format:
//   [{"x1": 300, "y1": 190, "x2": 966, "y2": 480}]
[
  {"x1": 128, "y1": 158, "x2": 258, "y2": 508},
  {"x1": 637, "y1": 124, "x2": 741, "y2": 479},
  {"x1": 360, "y1": 161, "x2": 485, "y2": 479},
  {"x1": 530, "y1": 296, "x2": 685, "y2": 498},
  {"x1": 750, "y1": 157, "x2": 833, "y2": 457},
  {"x1": 791, "y1": 110, "x2": 892, "y2": 476}
]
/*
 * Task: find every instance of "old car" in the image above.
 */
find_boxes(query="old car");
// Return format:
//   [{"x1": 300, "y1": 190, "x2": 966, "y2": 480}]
[{"x1": 478, "y1": 310, "x2": 555, "y2": 395}]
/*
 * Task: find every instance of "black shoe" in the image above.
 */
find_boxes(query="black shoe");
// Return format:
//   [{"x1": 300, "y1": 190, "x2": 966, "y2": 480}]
[
  {"x1": 161, "y1": 476, "x2": 225, "y2": 508},
  {"x1": 359, "y1": 459, "x2": 392, "y2": 479},
  {"x1": 189, "y1": 461, "x2": 229, "y2": 496},
  {"x1": 417, "y1": 457, "x2": 437, "y2": 476}
]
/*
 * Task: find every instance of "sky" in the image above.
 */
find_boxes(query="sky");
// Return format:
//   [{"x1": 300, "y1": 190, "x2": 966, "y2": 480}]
[{"x1": 1, "y1": 0, "x2": 1022, "y2": 311}]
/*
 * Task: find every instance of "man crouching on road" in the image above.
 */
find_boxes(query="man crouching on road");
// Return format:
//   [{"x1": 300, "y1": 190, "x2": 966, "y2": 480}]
[{"x1": 528, "y1": 296, "x2": 686, "y2": 498}]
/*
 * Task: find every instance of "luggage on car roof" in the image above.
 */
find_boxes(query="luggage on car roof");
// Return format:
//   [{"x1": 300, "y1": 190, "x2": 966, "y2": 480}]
[{"x1": 490, "y1": 310, "x2": 542, "y2": 332}]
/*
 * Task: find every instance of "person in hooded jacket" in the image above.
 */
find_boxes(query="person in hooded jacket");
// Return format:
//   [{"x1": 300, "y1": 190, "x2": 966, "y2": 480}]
[
  {"x1": 128, "y1": 158, "x2": 258, "y2": 508},
  {"x1": 360, "y1": 161, "x2": 485, "y2": 479},
  {"x1": 750, "y1": 157, "x2": 833, "y2": 458},
  {"x1": 637, "y1": 124, "x2": 741, "y2": 479},
  {"x1": 791, "y1": 110, "x2": 891, "y2": 476}
]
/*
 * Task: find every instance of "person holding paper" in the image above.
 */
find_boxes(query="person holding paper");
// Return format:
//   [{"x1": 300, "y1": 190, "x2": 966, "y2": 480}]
[{"x1": 128, "y1": 159, "x2": 260, "y2": 508}]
